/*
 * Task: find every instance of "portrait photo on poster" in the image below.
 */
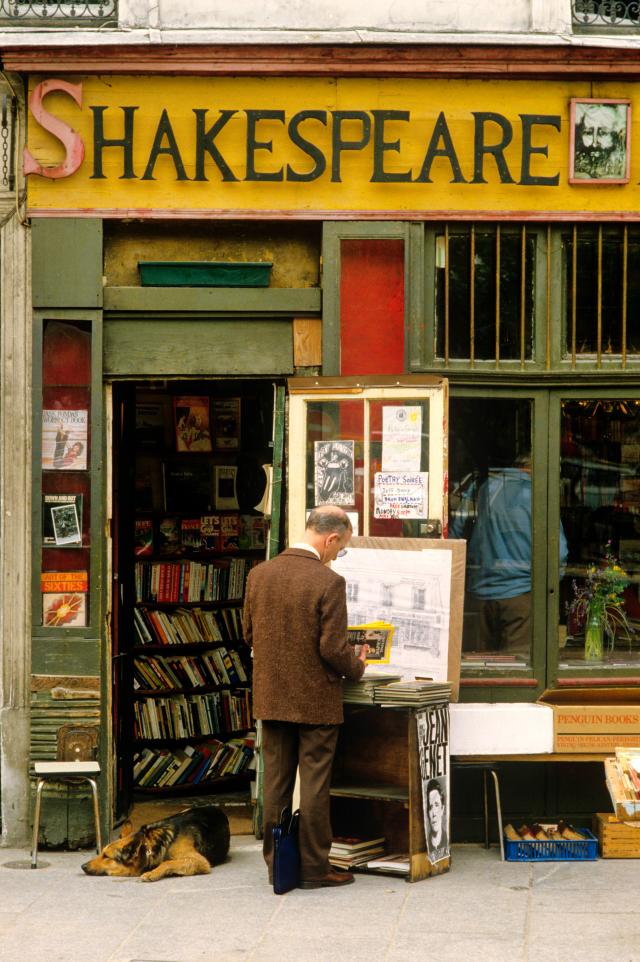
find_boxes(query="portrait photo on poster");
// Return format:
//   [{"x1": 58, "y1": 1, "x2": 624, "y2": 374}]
[
  {"x1": 314, "y1": 440, "x2": 355, "y2": 506},
  {"x1": 569, "y1": 99, "x2": 631, "y2": 184},
  {"x1": 416, "y1": 705, "x2": 450, "y2": 867}
]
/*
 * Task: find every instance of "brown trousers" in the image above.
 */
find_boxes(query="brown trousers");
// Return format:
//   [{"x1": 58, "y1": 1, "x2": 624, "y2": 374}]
[{"x1": 261, "y1": 720, "x2": 339, "y2": 884}]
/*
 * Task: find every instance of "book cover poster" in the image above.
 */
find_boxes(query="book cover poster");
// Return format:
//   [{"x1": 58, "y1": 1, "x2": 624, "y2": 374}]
[
  {"x1": 314, "y1": 440, "x2": 355, "y2": 506},
  {"x1": 201, "y1": 514, "x2": 221, "y2": 551},
  {"x1": 42, "y1": 493, "x2": 83, "y2": 546},
  {"x1": 212, "y1": 398, "x2": 241, "y2": 450},
  {"x1": 214, "y1": 466, "x2": 239, "y2": 510},
  {"x1": 158, "y1": 517, "x2": 181, "y2": 556},
  {"x1": 173, "y1": 396, "x2": 212, "y2": 452},
  {"x1": 42, "y1": 410, "x2": 88, "y2": 470},
  {"x1": 41, "y1": 570, "x2": 88, "y2": 628},
  {"x1": 180, "y1": 518, "x2": 203, "y2": 551},
  {"x1": 134, "y1": 519, "x2": 154, "y2": 557},
  {"x1": 416, "y1": 705, "x2": 450, "y2": 867}
]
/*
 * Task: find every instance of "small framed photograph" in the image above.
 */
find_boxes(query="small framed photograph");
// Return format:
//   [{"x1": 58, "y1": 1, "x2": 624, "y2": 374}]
[
  {"x1": 212, "y1": 398, "x2": 241, "y2": 450},
  {"x1": 51, "y1": 502, "x2": 82, "y2": 546},
  {"x1": 569, "y1": 99, "x2": 631, "y2": 184},
  {"x1": 173, "y1": 396, "x2": 212, "y2": 453}
]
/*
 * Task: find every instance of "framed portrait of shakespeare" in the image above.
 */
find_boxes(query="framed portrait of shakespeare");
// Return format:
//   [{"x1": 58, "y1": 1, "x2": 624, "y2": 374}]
[{"x1": 569, "y1": 99, "x2": 631, "y2": 185}]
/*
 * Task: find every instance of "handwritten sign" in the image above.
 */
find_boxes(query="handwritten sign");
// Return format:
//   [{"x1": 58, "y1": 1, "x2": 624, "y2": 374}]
[{"x1": 374, "y1": 472, "x2": 428, "y2": 519}]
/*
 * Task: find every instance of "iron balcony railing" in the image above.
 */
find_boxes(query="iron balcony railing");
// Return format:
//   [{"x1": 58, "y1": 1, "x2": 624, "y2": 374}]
[
  {"x1": 572, "y1": 1, "x2": 640, "y2": 30},
  {"x1": 0, "y1": 0, "x2": 116, "y2": 26}
]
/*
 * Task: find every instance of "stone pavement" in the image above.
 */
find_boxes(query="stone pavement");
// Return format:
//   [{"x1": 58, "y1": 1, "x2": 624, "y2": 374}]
[{"x1": 0, "y1": 839, "x2": 638, "y2": 962}]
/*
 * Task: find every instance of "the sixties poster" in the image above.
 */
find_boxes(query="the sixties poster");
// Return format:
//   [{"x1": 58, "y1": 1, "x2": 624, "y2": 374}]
[
  {"x1": 314, "y1": 440, "x2": 355, "y2": 506},
  {"x1": 41, "y1": 570, "x2": 88, "y2": 628},
  {"x1": 42, "y1": 410, "x2": 88, "y2": 470},
  {"x1": 416, "y1": 705, "x2": 450, "y2": 866}
]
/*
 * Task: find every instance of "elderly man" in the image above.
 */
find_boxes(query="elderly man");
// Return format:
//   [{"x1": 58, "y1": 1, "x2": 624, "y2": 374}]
[{"x1": 243, "y1": 504, "x2": 367, "y2": 889}]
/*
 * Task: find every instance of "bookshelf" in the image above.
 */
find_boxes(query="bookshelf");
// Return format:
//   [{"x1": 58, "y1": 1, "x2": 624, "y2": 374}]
[
  {"x1": 330, "y1": 704, "x2": 449, "y2": 882},
  {"x1": 119, "y1": 383, "x2": 273, "y2": 799}
]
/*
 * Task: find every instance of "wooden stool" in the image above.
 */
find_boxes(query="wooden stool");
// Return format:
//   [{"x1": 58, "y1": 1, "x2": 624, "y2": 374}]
[{"x1": 453, "y1": 761, "x2": 504, "y2": 861}]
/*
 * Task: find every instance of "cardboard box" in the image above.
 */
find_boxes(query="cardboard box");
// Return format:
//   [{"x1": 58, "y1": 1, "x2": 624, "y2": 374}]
[
  {"x1": 450, "y1": 703, "x2": 553, "y2": 755},
  {"x1": 594, "y1": 812, "x2": 640, "y2": 858},
  {"x1": 537, "y1": 688, "x2": 640, "y2": 753}
]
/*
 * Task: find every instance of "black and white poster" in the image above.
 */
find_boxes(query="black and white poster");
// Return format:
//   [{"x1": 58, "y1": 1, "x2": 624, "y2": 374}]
[
  {"x1": 314, "y1": 440, "x2": 355, "y2": 506},
  {"x1": 42, "y1": 493, "x2": 83, "y2": 546},
  {"x1": 416, "y1": 704, "x2": 450, "y2": 866}
]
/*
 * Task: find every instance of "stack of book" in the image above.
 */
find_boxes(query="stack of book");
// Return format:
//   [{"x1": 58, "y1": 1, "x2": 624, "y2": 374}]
[
  {"x1": 374, "y1": 680, "x2": 452, "y2": 707},
  {"x1": 329, "y1": 836, "x2": 385, "y2": 870},
  {"x1": 343, "y1": 673, "x2": 402, "y2": 704},
  {"x1": 133, "y1": 733, "x2": 255, "y2": 789},
  {"x1": 361, "y1": 852, "x2": 410, "y2": 876}
]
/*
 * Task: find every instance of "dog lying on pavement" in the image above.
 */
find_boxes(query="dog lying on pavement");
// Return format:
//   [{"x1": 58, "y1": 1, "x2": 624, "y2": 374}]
[{"x1": 81, "y1": 805, "x2": 230, "y2": 882}]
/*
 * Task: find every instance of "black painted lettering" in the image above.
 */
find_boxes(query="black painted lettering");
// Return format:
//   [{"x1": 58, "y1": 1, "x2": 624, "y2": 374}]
[
  {"x1": 193, "y1": 109, "x2": 238, "y2": 182},
  {"x1": 415, "y1": 112, "x2": 467, "y2": 183},
  {"x1": 90, "y1": 106, "x2": 138, "y2": 180},
  {"x1": 371, "y1": 109, "x2": 412, "y2": 183},
  {"x1": 245, "y1": 110, "x2": 285, "y2": 182},
  {"x1": 286, "y1": 110, "x2": 328, "y2": 182},
  {"x1": 472, "y1": 112, "x2": 514, "y2": 184},
  {"x1": 519, "y1": 114, "x2": 560, "y2": 186},
  {"x1": 331, "y1": 111, "x2": 371, "y2": 183},
  {"x1": 141, "y1": 109, "x2": 189, "y2": 181}
]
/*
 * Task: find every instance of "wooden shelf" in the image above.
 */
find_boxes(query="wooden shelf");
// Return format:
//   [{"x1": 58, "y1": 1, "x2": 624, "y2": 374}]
[
  {"x1": 136, "y1": 599, "x2": 244, "y2": 608},
  {"x1": 133, "y1": 642, "x2": 244, "y2": 654},
  {"x1": 135, "y1": 729, "x2": 251, "y2": 745},
  {"x1": 330, "y1": 783, "x2": 409, "y2": 804},
  {"x1": 134, "y1": 772, "x2": 253, "y2": 795},
  {"x1": 134, "y1": 682, "x2": 249, "y2": 698}
]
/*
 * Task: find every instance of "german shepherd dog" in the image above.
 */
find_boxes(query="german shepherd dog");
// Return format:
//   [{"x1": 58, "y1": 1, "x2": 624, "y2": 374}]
[{"x1": 81, "y1": 806, "x2": 230, "y2": 882}]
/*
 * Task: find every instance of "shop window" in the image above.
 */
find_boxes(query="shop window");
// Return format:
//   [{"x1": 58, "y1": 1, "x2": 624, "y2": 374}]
[
  {"x1": 39, "y1": 319, "x2": 94, "y2": 630},
  {"x1": 562, "y1": 225, "x2": 640, "y2": 361},
  {"x1": 287, "y1": 376, "x2": 446, "y2": 542},
  {"x1": 448, "y1": 397, "x2": 534, "y2": 669},
  {"x1": 435, "y1": 225, "x2": 535, "y2": 363},
  {"x1": 559, "y1": 397, "x2": 640, "y2": 669}
]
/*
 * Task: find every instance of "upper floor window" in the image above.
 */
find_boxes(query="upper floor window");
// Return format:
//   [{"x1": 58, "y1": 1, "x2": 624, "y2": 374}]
[
  {"x1": 0, "y1": 0, "x2": 116, "y2": 26},
  {"x1": 572, "y1": 1, "x2": 640, "y2": 30}
]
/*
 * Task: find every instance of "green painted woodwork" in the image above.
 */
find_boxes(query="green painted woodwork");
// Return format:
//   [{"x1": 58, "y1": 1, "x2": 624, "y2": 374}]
[
  {"x1": 103, "y1": 319, "x2": 294, "y2": 376},
  {"x1": 32, "y1": 219, "x2": 103, "y2": 309},
  {"x1": 31, "y1": 639, "x2": 101, "y2": 676},
  {"x1": 103, "y1": 286, "x2": 321, "y2": 314}
]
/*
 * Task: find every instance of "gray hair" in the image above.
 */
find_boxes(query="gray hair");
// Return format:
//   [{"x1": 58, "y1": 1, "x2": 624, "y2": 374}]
[{"x1": 306, "y1": 506, "x2": 352, "y2": 537}]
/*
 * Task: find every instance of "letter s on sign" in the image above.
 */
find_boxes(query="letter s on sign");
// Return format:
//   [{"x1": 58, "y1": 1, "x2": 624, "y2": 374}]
[{"x1": 24, "y1": 79, "x2": 84, "y2": 179}]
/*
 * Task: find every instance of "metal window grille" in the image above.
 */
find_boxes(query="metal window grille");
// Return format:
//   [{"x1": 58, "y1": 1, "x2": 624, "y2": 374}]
[
  {"x1": 572, "y1": 1, "x2": 640, "y2": 29},
  {"x1": 0, "y1": 0, "x2": 116, "y2": 25},
  {"x1": 434, "y1": 224, "x2": 536, "y2": 367},
  {"x1": 563, "y1": 225, "x2": 640, "y2": 366}
]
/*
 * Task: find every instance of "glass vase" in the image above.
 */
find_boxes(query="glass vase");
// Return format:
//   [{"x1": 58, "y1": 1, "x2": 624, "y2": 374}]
[{"x1": 584, "y1": 609, "x2": 604, "y2": 661}]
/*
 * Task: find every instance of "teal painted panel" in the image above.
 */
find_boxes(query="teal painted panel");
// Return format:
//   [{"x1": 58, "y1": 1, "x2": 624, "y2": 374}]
[
  {"x1": 31, "y1": 638, "x2": 100, "y2": 676},
  {"x1": 104, "y1": 287, "x2": 321, "y2": 313},
  {"x1": 32, "y1": 219, "x2": 103, "y2": 309},
  {"x1": 104, "y1": 319, "x2": 294, "y2": 375}
]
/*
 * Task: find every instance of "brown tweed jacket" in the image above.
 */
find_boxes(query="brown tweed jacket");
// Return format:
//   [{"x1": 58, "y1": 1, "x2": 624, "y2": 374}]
[{"x1": 243, "y1": 548, "x2": 365, "y2": 725}]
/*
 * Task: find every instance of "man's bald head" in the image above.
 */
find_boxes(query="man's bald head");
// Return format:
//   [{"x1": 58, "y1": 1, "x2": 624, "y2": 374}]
[{"x1": 306, "y1": 505, "x2": 353, "y2": 538}]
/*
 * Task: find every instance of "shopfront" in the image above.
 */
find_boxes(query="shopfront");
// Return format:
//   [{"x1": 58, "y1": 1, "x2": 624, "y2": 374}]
[{"x1": 20, "y1": 62, "x2": 640, "y2": 840}]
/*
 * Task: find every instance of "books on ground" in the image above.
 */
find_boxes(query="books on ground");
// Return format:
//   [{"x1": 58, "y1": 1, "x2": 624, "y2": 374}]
[
  {"x1": 362, "y1": 852, "x2": 411, "y2": 875},
  {"x1": 329, "y1": 836, "x2": 386, "y2": 869}
]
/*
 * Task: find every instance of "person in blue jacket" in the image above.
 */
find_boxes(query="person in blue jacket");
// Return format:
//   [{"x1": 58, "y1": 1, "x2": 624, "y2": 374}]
[{"x1": 450, "y1": 454, "x2": 568, "y2": 654}]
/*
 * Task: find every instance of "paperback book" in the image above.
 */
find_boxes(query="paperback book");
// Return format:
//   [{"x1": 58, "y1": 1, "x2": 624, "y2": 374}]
[
  {"x1": 42, "y1": 409, "x2": 88, "y2": 471},
  {"x1": 42, "y1": 493, "x2": 83, "y2": 546},
  {"x1": 41, "y1": 570, "x2": 88, "y2": 628}
]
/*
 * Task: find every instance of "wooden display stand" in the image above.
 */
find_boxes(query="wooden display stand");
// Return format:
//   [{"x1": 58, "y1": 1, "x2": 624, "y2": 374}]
[{"x1": 330, "y1": 703, "x2": 450, "y2": 882}]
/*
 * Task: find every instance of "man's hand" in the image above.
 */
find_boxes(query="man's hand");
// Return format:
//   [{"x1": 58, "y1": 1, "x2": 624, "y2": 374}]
[{"x1": 357, "y1": 643, "x2": 369, "y2": 665}]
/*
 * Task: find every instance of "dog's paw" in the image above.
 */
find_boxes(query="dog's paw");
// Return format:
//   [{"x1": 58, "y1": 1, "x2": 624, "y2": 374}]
[{"x1": 139, "y1": 870, "x2": 160, "y2": 882}]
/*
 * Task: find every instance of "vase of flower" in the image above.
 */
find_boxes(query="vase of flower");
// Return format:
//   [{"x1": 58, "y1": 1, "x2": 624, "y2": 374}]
[{"x1": 584, "y1": 606, "x2": 604, "y2": 661}]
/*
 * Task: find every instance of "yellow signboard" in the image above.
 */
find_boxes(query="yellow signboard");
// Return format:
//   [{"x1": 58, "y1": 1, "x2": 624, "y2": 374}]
[{"x1": 24, "y1": 75, "x2": 640, "y2": 217}]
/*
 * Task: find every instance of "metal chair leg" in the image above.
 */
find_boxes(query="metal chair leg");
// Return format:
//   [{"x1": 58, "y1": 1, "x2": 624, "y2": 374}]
[
  {"x1": 482, "y1": 769, "x2": 490, "y2": 849},
  {"x1": 31, "y1": 779, "x2": 45, "y2": 869},
  {"x1": 490, "y1": 769, "x2": 505, "y2": 861},
  {"x1": 86, "y1": 777, "x2": 102, "y2": 852}
]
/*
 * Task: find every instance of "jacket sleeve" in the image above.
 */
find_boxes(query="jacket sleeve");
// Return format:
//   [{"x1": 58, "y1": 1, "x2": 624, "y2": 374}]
[{"x1": 318, "y1": 577, "x2": 365, "y2": 682}]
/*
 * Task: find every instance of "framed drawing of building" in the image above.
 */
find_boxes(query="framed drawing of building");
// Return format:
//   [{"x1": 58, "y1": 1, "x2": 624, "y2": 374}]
[{"x1": 569, "y1": 98, "x2": 631, "y2": 184}]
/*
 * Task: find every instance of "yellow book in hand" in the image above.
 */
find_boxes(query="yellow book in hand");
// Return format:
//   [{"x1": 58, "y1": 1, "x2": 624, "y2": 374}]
[{"x1": 347, "y1": 622, "x2": 394, "y2": 663}]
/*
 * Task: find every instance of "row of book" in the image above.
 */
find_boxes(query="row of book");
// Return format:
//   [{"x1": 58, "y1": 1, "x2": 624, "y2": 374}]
[
  {"x1": 133, "y1": 735, "x2": 256, "y2": 789},
  {"x1": 133, "y1": 688, "x2": 252, "y2": 740},
  {"x1": 133, "y1": 605, "x2": 244, "y2": 646},
  {"x1": 611, "y1": 748, "x2": 640, "y2": 800},
  {"x1": 135, "y1": 514, "x2": 267, "y2": 558},
  {"x1": 134, "y1": 558, "x2": 259, "y2": 604},
  {"x1": 133, "y1": 647, "x2": 248, "y2": 692}
]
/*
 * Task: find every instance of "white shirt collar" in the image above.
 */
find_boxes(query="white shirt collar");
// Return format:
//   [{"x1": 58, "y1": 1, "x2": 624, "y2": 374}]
[{"x1": 290, "y1": 542, "x2": 321, "y2": 560}]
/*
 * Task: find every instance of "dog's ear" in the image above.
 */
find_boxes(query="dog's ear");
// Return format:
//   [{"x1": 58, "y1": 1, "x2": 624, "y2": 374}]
[{"x1": 119, "y1": 820, "x2": 134, "y2": 839}]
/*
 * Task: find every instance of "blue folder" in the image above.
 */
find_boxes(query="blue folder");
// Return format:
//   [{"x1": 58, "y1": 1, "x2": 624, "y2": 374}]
[{"x1": 272, "y1": 807, "x2": 300, "y2": 895}]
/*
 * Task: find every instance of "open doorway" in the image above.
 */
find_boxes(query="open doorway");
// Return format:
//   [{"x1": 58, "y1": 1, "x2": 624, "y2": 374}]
[{"x1": 111, "y1": 378, "x2": 282, "y2": 822}]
